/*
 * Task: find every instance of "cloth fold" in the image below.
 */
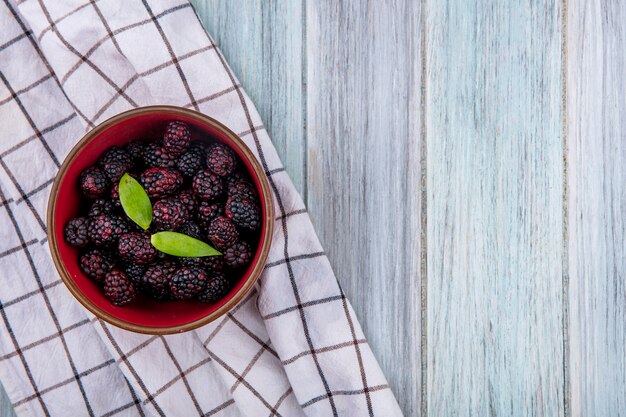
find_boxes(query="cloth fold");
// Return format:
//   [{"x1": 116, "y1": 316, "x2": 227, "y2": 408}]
[{"x1": 0, "y1": 0, "x2": 402, "y2": 416}]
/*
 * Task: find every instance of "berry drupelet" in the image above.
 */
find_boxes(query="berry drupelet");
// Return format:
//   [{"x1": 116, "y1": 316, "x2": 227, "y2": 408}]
[
  {"x1": 224, "y1": 241, "x2": 253, "y2": 268},
  {"x1": 207, "y1": 216, "x2": 239, "y2": 250},
  {"x1": 169, "y1": 266, "x2": 208, "y2": 300},
  {"x1": 118, "y1": 232, "x2": 157, "y2": 264},
  {"x1": 197, "y1": 272, "x2": 230, "y2": 303},
  {"x1": 64, "y1": 217, "x2": 90, "y2": 247},
  {"x1": 79, "y1": 166, "x2": 109, "y2": 198},
  {"x1": 163, "y1": 121, "x2": 191, "y2": 156},
  {"x1": 79, "y1": 249, "x2": 115, "y2": 283},
  {"x1": 204, "y1": 255, "x2": 225, "y2": 272},
  {"x1": 140, "y1": 167, "x2": 183, "y2": 198},
  {"x1": 87, "y1": 214, "x2": 129, "y2": 246},
  {"x1": 124, "y1": 263, "x2": 147, "y2": 289},
  {"x1": 228, "y1": 181, "x2": 256, "y2": 200},
  {"x1": 103, "y1": 269, "x2": 136, "y2": 306},
  {"x1": 152, "y1": 198, "x2": 189, "y2": 231},
  {"x1": 206, "y1": 143, "x2": 236, "y2": 177},
  {"x1": 192, "y1": 169, "x2": 223, "y2": 201}
]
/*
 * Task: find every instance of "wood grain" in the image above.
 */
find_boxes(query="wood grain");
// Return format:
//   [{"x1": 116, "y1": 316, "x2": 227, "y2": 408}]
[
  {"x1": 305, "y1": 2, "x2": 422, "y2": 416},
  {"x1": 567, "y1": 1, "x2": 626, "y2": 415},
  {"x1": 191, "y1": 0, "x2": 306, "y2": 195},
  {"x1": 425, "y1": 1, "x2": 566, "y2": 415}
]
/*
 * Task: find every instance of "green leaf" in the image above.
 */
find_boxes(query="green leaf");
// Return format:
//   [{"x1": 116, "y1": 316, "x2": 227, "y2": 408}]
[
  {"x1": 151, "y1": 232, "x2": 221, "y2": 257},
  {"x1": 119, "y1": 173, "x2": 152, "y2": 230}
]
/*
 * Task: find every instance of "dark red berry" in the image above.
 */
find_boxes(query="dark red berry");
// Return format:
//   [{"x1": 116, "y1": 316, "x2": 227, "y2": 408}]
[
  {"x1": 103, "y1": 269, "x2": 136, "y2": 306},
  {"x1": 176, "y1": 147, "x2": 205, "y2": 177},
  {"x1": 142, "y1": 141, "x2": 177, "y2": 168},
  {"x1": 224, "y1": 241, "x2": 253, "y2": 268},
  {"x1": 152, "y1": 198, "x2": 188, "y2": 231},
  {"x1": 175, "y1": 189, "x2": 197, "y2": 214},
  {"x1": 206, "y1": 143, "x2": 236, "y2": 177},
  {"x1": 197, "y1": 272, "x2": 230, "y2": 303},
  {"x1": 142, "y1": 261, "x2": 177, "y2": 302},
  {"x1": 207, "y1": 216, "x2": 239, "y2": 250},
  {"x1": 225, "y1": 195, "x2": 261, "y2": 231},
  {"x1": 163, "y1": 121, "x2": 191, "y2": 156},
  {"x1": 64, "y1": 217, "x2": 90, "y2": 247},
  {"x1": 125, "y1": 140, "x2": 146, "y2": 162},
  {"x1": 192, "y1": 169, "x2": 223, "y2": 201},
  {"x1": 228, "y1": 181, "x2": 256, "y2": 200},
  {"x1": 88, "y1": 199, "x2": 115, "y2": 217},
  {"x1": 140, "y1": 167, "x2": 183, "y2": 198},
  {"x1": 80, "y1": 249, "x2": 115, "y2": 283},
  {"x1": 87, "y1": 214, "x2": 129, "y2": 246},
  {"x1": 196, "y1": 201, "x2": 223, "y2": 230},
  {"x1": 118, "y1": 232, "x2": 157, "y2": 264},
  {"x1": 124, "y1": 263, "x2": 146, "y2": 289},
  {"x1": 225, "y1": 171, "x2": 247, "y2": 190},
  {"x1": 204, "y1": 255, "x2": 225, "y2": 272},
  {"x1": 98, "y1": 146, "x2": 133, "y2": 182},
  {"x1": 169, "y1": 267, "x2": 208, "y2": 300},
  {"x1": 177, "y1": 221, "x2": 203, "y2": 240},
  {"x1": 79, "y1": 166, "x2": 109, "y2": 198}
]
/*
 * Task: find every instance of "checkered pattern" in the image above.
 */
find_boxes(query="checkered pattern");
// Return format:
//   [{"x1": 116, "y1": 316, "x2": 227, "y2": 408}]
[{"x1": 0, "y1": 0, "x2": 403, "y2": 416}]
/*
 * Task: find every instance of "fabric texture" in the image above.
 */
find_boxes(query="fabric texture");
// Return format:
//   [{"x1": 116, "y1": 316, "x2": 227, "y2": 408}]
[{"x1": 0, "y1": 0, "x2": 402, "y2": 416}]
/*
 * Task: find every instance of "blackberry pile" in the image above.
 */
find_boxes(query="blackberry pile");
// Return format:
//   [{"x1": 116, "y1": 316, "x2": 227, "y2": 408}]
[{"x1": 64, "y1": 121, "x2": 261, "y2": 307}]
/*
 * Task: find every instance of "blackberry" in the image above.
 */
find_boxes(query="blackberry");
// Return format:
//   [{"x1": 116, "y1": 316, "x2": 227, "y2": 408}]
[
  {"x1": 177, "y1": 221, "x2": 203, "y2": 240},
  {"x1": 142, "y1": 261, "x2": 177, "y2": 301},
  {"x1": 206, "y1": 143, "x2": 236, "y2": 177},
  {"x1": 110, "y1": 182, "x2": 121, "y2": 208},
  {"x1": 228, "y1": 181, "x2": 256, "y2": 200},
  {"x1": 118, "y1": 232, "x2": 157, "y2": 264},
  {"x1": 80, "y1": 249, "x2": 115, "y2": 283},
  {"x1": 125, "y1": 140, "x2": 146, "y2": 162},
  {"x1": 142, "y1": 141, "x2": 177, "y2": 168},
  {"x1": 87, "y1": 198, "x2": 115, "y2": 217},
  {"x1": 176, "y1": 147, "x2": 205, "y2": 177},
  {"x1": 196, "y1": 201, "x2": 223, "y2": 230},
  {"x1": 103, "y1": 269, "x2": 136, "y2": 306},
  {"x1": 98, "y1": 146, "x2": 133, "y2": 182},
  {"x1": 169, "y1": 266, "x2": 208, "y2": 300},
  {"x1": 64, "y1": 217, "x2": 90, "y2": 247},
  {"x1": 207, "y1": 216, "x2": 239, "y2": 250},
  {"x1": 224, "y1": 241, "x2": 252, "y2": 268},
  {"x1": 225, "y1": 171, "x2": 247, "y2": 191},
  {"x1": 140, "y1": 167, "x2": 183, "y2": 198},
  {"x1": 175, "y1": 189, "x2": 197, "y2": 214},
  {"x1": 152, "y1": 198, "x2": 188, "y2": 231},
  {"x1": 79, "y1": 166, "x2": 109, "y2": 198},
  {"x1": 163, "y1": 121, "x2": 191, "y2": 156},
  {"x1": 124, "y1": 263, "x2": 146, "y2": 289},
  {"x1": 204, "y1": 255, "x2": 225, "y2": 272},
  {"x1": 226, "y1": 195, "x2": 261, "y2": 231},
  {"x1": 197, "y1": 272, "x2": 230, "y2": 303},
  {"x1": 192, "y1": 169, "x2": 223, "y2": 201},
  {"x1": 87, "y1": 214, "x2": 129, "y2": 246}
]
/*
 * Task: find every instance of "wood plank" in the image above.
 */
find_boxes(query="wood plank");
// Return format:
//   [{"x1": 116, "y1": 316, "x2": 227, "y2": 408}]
[
  {"x1": 191, "y1": 0, "x2": 306, "y2": 195},
  {"x1": 425, "y1": 1, "x2": 566, "y2": 415},
  {"x1": 305, "y1": 1, "x2": 422, "y2": 416},
  {"x1": 0, "y1": 384, "x2": 15, "y2": 417},
  {"x1": 567, "y1": 1, "x2": 626, "y2": 415}
]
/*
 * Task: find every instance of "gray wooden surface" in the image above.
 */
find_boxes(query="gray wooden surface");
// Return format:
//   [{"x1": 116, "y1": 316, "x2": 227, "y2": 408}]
[{"x1": 2, "y1": 1, "x2": 626, "y2": 416}]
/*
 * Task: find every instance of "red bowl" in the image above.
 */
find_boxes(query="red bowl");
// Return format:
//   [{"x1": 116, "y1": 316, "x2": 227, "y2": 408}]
[{"x1": 47, "y1": 106, "x2": 274, "y2": 334}]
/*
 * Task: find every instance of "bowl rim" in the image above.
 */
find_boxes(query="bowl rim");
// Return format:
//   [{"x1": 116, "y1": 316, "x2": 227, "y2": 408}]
[{"x1": 47, "y1": 105, "x2": 274, "y2": 335}]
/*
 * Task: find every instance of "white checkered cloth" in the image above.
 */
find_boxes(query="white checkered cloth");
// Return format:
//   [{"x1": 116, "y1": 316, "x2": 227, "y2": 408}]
[{"x1": 0, "y1": 0, "x2": 403, "y2": 416}]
